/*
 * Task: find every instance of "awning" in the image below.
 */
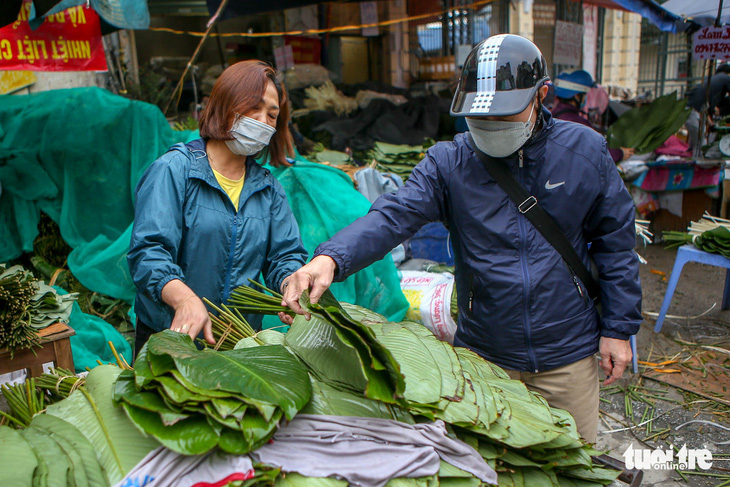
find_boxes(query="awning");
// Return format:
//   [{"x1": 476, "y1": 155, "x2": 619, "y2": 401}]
[
  {"x1": 662, "y1": 0, "x2": 729, "y2": 27},
  {"x1": 582, "y1": 0, "x2": 688, "y2": 32},
  {"x1": 205, "y1": 0, "x2": 362, "y2": 22},
  {"x1": 1, "y1": 0, "x2": 149, "y2": 30}
]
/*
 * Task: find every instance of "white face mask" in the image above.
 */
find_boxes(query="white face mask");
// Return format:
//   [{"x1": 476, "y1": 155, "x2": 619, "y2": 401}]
[
  {"x1": 466, "y1": 101, "x2": 536, "y2": 158},
  {"x1": 225, "y1": 116, "x2": 276, "y2": 156}
]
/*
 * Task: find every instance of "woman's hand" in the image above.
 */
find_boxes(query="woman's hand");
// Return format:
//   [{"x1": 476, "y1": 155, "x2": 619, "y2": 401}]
[
  {"x1": 162, "y1": 280, "x2": 215, "y2": 344},
  {"x1": 281, "y1": 256, "x2": 337, "y2": 319},
  {"x1": 170, "y1": 294, "x2": 215, "y2": 344}
]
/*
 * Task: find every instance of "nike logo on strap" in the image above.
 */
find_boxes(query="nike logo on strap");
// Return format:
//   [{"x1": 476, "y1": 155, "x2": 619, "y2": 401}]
[{"x1": 545, "y1": 180, "x2": 565, "y2": 190}]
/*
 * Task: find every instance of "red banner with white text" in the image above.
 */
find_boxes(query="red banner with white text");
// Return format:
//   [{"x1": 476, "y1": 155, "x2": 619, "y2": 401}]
[{"x1": 0, "y1": 0, "x2": 107, "y2": 71}]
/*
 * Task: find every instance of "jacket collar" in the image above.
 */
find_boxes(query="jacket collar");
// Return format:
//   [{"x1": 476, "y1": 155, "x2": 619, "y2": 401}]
[
  {"x1": 521, "y1": 107, "x2": 553, "y2": 164},
  {"x1": 183, "y1": 138, "x2": 273, "y2": 207}
]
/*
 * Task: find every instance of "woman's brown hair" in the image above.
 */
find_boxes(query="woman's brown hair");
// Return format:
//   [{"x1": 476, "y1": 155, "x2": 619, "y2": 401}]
[{"x1": 199, "y1": 60, "x2": 294, "y2": 167}]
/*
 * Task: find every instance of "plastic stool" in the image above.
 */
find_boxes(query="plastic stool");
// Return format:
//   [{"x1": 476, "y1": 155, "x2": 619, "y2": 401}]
[{"x1": 654, "y1": 244, "x2": 730, "y2": 333}]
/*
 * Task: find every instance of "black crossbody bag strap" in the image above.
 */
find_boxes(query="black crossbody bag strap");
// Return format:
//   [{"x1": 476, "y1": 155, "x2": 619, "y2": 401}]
[{"x1": 467, "y1": 133, "x2": 601, "y2": 302}]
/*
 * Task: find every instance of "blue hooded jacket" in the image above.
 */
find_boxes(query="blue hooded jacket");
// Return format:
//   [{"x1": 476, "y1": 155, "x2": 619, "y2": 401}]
[
  {"x1": 128, "y1": 138, "x2": 308, "y2": 332},
  {"x1": 316, "y1": 109, "x2": 642, "y2": 372}
]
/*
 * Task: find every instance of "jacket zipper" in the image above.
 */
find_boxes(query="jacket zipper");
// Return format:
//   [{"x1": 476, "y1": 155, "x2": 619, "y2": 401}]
[
  {"x1": 468, "y1": 273, "x2": 474, "y2": 314},
  {"x1": 569, "y1": 266, "x2": 590, "y2": 306},
  {"x1": 516, "y1": 149, "x2": 539, "y2": 373},
  {"x1": 223, "y1": 214, "x2": 238, "y2": 302}
]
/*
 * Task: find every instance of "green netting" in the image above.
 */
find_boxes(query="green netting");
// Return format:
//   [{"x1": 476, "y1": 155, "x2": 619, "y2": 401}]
[
  {"x1": 53, "y1": 286, "x2": 133, "y2": 373},
  {"x1": 0, "y1": 87, "x2": 191, "y2": 301},
  {"x1": 0, "y1": 87, "x2": 407, "y2": 341}
]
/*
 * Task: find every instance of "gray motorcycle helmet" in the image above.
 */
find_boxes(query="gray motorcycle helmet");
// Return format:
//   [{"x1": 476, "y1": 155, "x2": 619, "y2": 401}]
[{"x1": 451, "y1": 34, "x2": 549, "y2": 117}]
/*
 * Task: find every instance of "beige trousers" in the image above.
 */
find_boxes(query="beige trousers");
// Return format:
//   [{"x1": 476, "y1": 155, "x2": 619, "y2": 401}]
[{"x1": 503, "y1": 355, "x2": 599, "y2": 443}]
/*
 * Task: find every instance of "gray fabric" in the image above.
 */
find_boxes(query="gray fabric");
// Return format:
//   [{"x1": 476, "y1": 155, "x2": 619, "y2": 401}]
[
  {"x1": 114, "y1": 446, "x2": 255, "y2": 487},
  {"x1": 354, "y1": 168, "x2": 403, "y2": 203},
  {"x1": 250, "y1": 414, "x2": 497, "y2": 487},
  {"x1": 686, "y1": 108, "x2": 700, "y2": 150}
]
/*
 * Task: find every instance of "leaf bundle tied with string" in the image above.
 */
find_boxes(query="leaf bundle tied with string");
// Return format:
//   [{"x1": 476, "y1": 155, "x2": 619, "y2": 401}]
[{"x1": 664, "y1": 212, "x2": 730, "y2": 257}]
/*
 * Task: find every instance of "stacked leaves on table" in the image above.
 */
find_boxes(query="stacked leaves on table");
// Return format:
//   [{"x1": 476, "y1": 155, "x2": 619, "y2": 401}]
[
  {"x1": 112, "y1": 330, "x2": 312, "y2": 456},
  {"x1": 369, "y1": 141, "x2": 431, "y2": 180},
  {"x1": 0, "y1": 263, "x2": 77, "y2": 356}
]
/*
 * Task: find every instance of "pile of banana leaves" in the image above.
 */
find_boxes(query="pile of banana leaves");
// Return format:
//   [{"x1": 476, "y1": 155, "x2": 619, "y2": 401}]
[
  {"x1": 606, "y1": 92, "x2": 690, "y2": 155},
  {"x1": 228, "y1": 288, "x2": 619, "y2": 486},
  {"x1": 0, "y1": 287, "x2": 619, "y2": 486},
  {"x1": 369, "y1": 141, "x2": 432, "y2": 180},
  {"x1": 0, "y1": 365, "x2": 159, "y2": 486},
  {"x1": 113, "y1": 330, "x2": 311, "y2": 455}
]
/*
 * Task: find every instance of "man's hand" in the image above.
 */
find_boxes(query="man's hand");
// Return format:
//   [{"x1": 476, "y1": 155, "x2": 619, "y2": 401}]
[
  {"x1": 170, "y1": 294, "x2": 215, "y2": 344},
  {"x1": 281, "y1": 255, "x2": 337, "y2": 320},
  {"x1": 620, "y1": 147, "x2": 635, "y2": 161},
  {"x1": 599, "y1": 336, "x2": 632, "y2": 386}
]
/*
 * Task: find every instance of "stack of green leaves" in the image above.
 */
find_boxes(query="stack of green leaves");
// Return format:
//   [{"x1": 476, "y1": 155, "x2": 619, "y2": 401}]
[
  {"x1": 28, "y1": 281, "x2": 77, "y2": 330},
  {"x1": 0, "y1": 264, "x2": 39, "y2": 355},
  {"x1": 341, "y1": 305, "x2": 618, "y2": 487},
  {"x1": 369, "y1": 141, "x2": 431, "y2": 180},
  {"x1": 113, "y1": 330, "x2": 311, "y2": 456},
  {"x1": 223, "y1": 288, "x2": 617, "y2": 486},
  {"x1": 284, "y1": 289, "x2": 406, "y2": 406},
  {"x1": 607, "y1": 92, "x2": 691, "y2": 155}
]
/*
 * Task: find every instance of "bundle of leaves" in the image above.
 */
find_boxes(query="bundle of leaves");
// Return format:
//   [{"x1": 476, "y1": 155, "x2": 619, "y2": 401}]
[
  {"x1": 28, "y1": 281, "x2": 77, "y2": 329},
  {"x1": 369, "y1": 140, "x2": 433, "y2": 180},
  {"x1": 267, "y1": 289, "x2": 405, "y2": 406},
  {"x1": 0, "y1": 264, "x2": 40, "y2": 355},
  {"x1": 113, "y1": 330, "x2": 311, "y2": 456},
  {"x1": 606, "y1": 93, "x2": 691, "y2": 155},
  {"x1": 664, "y1": 213, "x2": 730, "y2": 257}
]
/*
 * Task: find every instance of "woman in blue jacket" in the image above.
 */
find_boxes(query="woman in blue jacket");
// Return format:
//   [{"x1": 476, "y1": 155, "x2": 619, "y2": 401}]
[{"x1": 128, "y1": 61, "x2": 307, "y2": 355}]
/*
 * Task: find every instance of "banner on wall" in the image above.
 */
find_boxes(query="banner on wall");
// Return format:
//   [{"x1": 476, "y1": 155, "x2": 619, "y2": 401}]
[
  {"x1": 692, "y1": 26, "x2": 730, "y2": 61},
  {"x1": 284, "y1": 36, "x2": 321, "y2": 65},
  {"x1": 553, "y1": 20, "x2": 583, "y2": 67},
  {"x1": 0, "y1": 0, "x2": 107, "y2": 71}
]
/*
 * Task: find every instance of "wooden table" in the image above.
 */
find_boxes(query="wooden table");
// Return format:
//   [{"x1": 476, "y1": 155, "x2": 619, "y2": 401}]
[{"x1": 0, "y1": 322, "x2": 75, "y2": 377}]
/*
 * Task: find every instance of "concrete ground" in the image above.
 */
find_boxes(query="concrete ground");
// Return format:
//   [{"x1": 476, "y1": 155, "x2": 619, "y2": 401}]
[{"x1": 596, "y1": 244, "x2": 730, "y2": 486}]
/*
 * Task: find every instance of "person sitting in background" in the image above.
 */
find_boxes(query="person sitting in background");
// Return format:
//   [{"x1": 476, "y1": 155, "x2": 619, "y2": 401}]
[
  {"x1": 685, "y1": 63, "x2": 730, "y2": 150},
  {"x1": 552, "y1": 70, "x2": 633, "y2": 163},
  {"x1": 128, "y1": 61, "x2": 307, "y2": 356}
]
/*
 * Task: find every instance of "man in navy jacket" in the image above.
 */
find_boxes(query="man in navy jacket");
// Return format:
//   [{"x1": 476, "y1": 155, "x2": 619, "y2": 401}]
[{"x1": 282, "y1": 35, "x2": 641, "y2": 443}]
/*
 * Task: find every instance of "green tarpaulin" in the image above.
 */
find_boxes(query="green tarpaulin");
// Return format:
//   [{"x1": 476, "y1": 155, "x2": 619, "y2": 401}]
[{"x1": 0, "y1": 87, "x2": 408, "y2": 365}]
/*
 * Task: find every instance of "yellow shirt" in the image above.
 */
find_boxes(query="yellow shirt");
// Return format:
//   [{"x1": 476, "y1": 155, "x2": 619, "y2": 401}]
[{"x1": 212, "y1": 169, "x2": 245, "y2": 210}]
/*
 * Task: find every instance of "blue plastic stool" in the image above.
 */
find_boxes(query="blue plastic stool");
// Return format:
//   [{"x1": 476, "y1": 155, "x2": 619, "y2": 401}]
[{"x1": 654, "y1": 244, "x2": 730, "y2": 333}]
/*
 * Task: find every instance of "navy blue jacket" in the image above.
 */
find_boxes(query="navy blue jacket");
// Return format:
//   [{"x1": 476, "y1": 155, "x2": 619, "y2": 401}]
[
  {"x1": 316, "y1": 110, "x2": 641, "y2": 372},
  {"x1": 128, "y1": 138, "x2": 307, "y2": 332}
]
